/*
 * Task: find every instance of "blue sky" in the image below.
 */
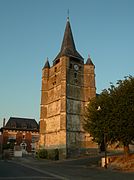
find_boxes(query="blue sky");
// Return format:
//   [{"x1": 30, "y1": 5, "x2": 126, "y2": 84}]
[{"x1": 0, "y1": 0, "x2": 134, "y2": 127}]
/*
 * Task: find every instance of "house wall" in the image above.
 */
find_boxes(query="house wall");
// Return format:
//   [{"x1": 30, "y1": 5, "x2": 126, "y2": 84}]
[{"x1": 2, "y1": 129, "x2": 39, "y2": 152}]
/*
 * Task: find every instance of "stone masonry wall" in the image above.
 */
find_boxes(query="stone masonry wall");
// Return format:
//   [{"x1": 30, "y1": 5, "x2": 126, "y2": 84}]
[
  {"x1": 40, "y1": 55, "x2": 97, "y2": 158},
  {"x1": 40, "y1": 57, "x2": 68, "y2": 157}
]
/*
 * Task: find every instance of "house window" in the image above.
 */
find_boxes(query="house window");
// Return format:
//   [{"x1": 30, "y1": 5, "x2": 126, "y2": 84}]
[{"x1": 22, "y1": 123, "x2": 27, "y2": 129}]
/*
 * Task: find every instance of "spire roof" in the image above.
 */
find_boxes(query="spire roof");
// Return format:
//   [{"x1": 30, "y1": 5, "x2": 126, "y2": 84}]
[
  {"x1": 86, "y1": 55, "x2": 94, "y2": 66},
  {"x1": 54, "y1": 19, "x2": 83, "y2": 62},
  {"x1": 43, "y1": 58, "x2": 50, "y2": 69}
]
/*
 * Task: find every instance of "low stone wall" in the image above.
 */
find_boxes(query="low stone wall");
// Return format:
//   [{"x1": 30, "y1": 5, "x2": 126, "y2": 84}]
[
  {"x1": 14, "y1": 150, "x2": 22, "y2": 157},
  {"x1": 67, "y1": 147, "x2": 98, "y2": 158}
]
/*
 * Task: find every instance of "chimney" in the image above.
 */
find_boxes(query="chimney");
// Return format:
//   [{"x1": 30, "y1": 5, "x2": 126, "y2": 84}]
[{"x1": 3, "y1": 118, "x2": 6, "y2": 127}]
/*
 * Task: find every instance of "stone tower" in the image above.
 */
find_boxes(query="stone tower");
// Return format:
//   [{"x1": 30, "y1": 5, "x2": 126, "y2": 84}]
[{"x1": 39, "y1": 18, "x2": 96, "y2": 159}]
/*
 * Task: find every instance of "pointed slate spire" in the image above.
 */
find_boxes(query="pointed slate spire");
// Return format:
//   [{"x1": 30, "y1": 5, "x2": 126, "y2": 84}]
[
  {"x1": 54, "y1": 18, "x2": 83, "y2": 62},
  {"x1": 43, "y1": 58, "x2": 50, "y2": 69},
  {"x1": 86, "y1": 55, "x2": 94, "y2": 66},
  {"x1": 60, "y1": 18, "x2": 76, "y2": 52}
]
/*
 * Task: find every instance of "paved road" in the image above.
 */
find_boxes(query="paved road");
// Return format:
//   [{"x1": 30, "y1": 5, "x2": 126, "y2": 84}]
[
  {"x1": 0, "y1": 160, "x2": 63, "y2": 180},
  {"x1": 0, "y1": 156, "x2": 134, "y2": 180},
  {"x1": 12, "y1": 156, "x2": 134, "y2": 180}
]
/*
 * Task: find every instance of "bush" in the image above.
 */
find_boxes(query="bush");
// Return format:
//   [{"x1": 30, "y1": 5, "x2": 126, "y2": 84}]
[
  {"x1": 38, "y1": 149, "x2": 48, "y2": 159},
  {"x1": 37, "y1": 148, "x2": 59, "y2": 160},
  {"x1": 47, "y1": 149, "x2": 59, "y2": 160}
]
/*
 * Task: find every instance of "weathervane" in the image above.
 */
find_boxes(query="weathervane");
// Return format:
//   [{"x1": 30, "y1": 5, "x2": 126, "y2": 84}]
[{"x1": 67, "y1": 9, "x2": 70, "y2": 21}]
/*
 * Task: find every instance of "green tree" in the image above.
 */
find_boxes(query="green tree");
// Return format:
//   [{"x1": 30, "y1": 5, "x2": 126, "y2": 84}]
[
  {"x1": 83, "y1": 76, "x2": 134, "y2": 154},
  {"x1": 110, "y1": 76, "x2": 134, "y2": 153},
  {"x1": 84, "y1": 90, "x2": 114, "y2": 150}
]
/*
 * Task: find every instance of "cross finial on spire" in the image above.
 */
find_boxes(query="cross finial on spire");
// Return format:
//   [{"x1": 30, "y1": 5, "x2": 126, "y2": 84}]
[{"x1": 67, "y1": 9, "x2": 70, "y2": 21}]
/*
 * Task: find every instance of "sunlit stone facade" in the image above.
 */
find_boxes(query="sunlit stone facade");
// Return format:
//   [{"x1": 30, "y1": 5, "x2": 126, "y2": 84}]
[{"x1": 39, "y1": 19, "x2": 96, "y2": 159}]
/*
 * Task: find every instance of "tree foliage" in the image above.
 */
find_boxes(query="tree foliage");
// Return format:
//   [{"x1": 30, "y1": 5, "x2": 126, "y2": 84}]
[{"x1": 83, "y1": 76, "x2": 134, "y2": 152}]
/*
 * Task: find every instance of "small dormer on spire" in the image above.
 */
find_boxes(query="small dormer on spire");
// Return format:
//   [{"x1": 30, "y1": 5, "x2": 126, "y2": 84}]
[
  {"x1": 43, "y1": 58, "x2": 50, "y2": 69},
  {"x1": 86, "y1": 54, "x2": 94, "y2": 66}
]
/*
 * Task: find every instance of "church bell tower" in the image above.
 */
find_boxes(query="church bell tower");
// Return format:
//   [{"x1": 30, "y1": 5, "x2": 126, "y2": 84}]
[{"x1": 39, "y1": 18, "x2": 96, "y2": 159}]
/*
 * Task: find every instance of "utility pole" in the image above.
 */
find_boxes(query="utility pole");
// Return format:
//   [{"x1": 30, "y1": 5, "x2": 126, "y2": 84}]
[{"x1": 104, "y1": 132, "x2": 107, "y2": 169}]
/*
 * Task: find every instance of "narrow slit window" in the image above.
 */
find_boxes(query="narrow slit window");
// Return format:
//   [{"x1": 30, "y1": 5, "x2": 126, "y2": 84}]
[{"x1": 74, "y1": 72, "x2": 77, "y2": 79}]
